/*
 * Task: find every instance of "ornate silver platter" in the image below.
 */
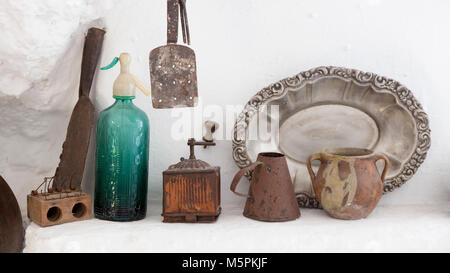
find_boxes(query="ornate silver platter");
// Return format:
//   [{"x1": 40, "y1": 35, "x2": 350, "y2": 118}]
[{"x1": 232, "y1": 66, "x2": 431, "y2": 208}]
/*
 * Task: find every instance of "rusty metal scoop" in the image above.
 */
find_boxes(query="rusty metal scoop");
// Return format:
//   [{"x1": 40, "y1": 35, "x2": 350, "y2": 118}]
[{"x1": 149, "y1": 0, "x2": 198, "y2": 109}]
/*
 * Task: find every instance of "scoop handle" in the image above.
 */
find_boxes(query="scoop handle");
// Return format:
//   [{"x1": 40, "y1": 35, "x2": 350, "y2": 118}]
[
  {"x1": 79, "y1": 28, "x2": 106, "y2": 98},
  {"x1": 167, "y1": 0, "x2": 190, "y2": 45},
  {"x1": 167, "y1": 0, "x2": 179, "y2": 44}
]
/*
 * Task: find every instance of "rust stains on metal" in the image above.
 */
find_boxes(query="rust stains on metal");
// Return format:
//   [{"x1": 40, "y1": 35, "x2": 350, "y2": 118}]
[
  {"x1": 231, "y1": 152, "x2": 301, "y2": 222},
  {"x1": 52, "y1": 28, "x2": 105, "y2": 192},
  {"x1": 167, "y1": 0, "x2": 180, "y2": 44},
  {"x1": 53, "y1": 96, "x2": 95, "y2": 192},
  {"x1": 162, "y1": 138, "x2": 220, "y2": 223},
  {"x1": 149, "y1": 0, "x2": 198, "y2": 109}
]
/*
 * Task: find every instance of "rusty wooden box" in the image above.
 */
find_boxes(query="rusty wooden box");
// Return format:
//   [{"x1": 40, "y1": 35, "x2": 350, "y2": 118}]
[{"x1": 162, "y1": 138, "x2": 221, "y2": 223}]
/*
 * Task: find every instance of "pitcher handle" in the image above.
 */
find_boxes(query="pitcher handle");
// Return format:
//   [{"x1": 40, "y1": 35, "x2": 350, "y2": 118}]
[
  {"x1": 306, "y1": 152, "x2": 322, "y2": 182},
  {"x1": 230, "y1": 161, "x2": 264, "y2": 197},
  {"x1": 372, "y1": 154, "x2": 390, "y2": 183}
]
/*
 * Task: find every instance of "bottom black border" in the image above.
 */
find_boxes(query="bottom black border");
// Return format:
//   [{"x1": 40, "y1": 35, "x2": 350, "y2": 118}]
[{"x1": 0, "y1": 252, "x2": 442, "y2": 272}]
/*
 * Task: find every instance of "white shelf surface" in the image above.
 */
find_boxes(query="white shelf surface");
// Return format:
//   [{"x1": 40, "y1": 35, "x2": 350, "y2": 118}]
[{"x1": 24, "y1": 201, "x2": 450, "y2": 252}]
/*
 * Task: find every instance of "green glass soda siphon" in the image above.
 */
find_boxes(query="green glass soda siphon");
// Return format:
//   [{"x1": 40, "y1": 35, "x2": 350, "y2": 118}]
[{"x1": 95, "y1": 53, "x2": 151, "y2": 221}]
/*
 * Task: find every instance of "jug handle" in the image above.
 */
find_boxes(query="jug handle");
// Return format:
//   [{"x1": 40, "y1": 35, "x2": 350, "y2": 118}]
[
  {"x1": 230, "y1": 161, "x2": 264, "y2": 197},
  {"x1": 306, "y1": 153, "x2": 322, "y2": 182},
  {"x1": 372, "y1": 154, "x2": 390, "y2": 183}
]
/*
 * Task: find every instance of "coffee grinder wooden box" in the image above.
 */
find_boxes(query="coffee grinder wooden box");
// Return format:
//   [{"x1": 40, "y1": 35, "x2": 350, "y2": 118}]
[{"x1": 162, "y1": 138, "x2": 221, "y2": 223}]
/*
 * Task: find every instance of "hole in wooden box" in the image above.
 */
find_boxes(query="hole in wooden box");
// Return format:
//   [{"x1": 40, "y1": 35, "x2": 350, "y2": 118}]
[
  {"x1": 47, "y1": 206, "x2": 62, "y2": 222},
  {"x1": 72, "y1": 203, "x2": 87, "y2": 218}
]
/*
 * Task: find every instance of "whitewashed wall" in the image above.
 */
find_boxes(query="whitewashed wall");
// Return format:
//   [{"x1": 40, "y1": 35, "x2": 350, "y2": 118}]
[
  {"x1": 0, "y1": 0, "x2": 118, "y2": 219},
  {"x1": 1, "y1": 0, "x2": 449, "y2": 219}
]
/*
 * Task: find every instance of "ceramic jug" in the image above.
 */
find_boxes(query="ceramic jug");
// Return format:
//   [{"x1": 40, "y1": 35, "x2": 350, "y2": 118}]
[
  {"x1": 307, "y1": 148, "x2": 389, "y2": 220},
  {"x1": 231, "y1": 152, "x2": 300, "y2": 222}
]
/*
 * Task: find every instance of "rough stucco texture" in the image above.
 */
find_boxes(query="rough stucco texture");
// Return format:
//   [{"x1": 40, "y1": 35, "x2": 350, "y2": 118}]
[{"x1": 0, "y1": 0, "x2": 118, "y2": 218}]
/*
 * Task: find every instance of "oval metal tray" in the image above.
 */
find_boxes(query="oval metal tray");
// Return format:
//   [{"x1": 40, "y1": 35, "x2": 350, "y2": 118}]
[{"x1": 232, "y1": 66, "x2": 431, "y2": 208}]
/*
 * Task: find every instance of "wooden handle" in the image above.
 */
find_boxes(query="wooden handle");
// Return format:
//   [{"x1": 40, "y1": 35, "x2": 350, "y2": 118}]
[
  {"x1": 79, "y1": 27, "x2": 105, "y2": 98},
  {"x1": 230, "y1": 162, "x2": 264, "y2": 197},
  {"x1": 306, "y1": 152, "x2": 322, "y2": 183},
  {"x1": 372, "y1": 154, "x2": 390, "y2": 183}
]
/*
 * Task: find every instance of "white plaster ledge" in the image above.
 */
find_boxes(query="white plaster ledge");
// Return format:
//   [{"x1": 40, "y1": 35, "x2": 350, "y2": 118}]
[{"x1": 24, "y1": 202, "x2": 450, "y2": 253}]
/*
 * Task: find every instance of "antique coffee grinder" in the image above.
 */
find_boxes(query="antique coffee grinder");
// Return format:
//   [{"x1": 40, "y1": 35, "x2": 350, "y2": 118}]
[{"x1": 162, "y1": 122, "x2": 221, "y2": 223}]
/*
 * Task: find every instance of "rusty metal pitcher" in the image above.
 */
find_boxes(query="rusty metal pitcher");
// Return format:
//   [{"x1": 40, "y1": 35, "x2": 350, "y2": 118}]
[
  {"x1": 231, "y1": 152, "x2": 300, "y2": 222},
  {"x1": 307, "y1": 148, "x2": 389, "y2": 220}
]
